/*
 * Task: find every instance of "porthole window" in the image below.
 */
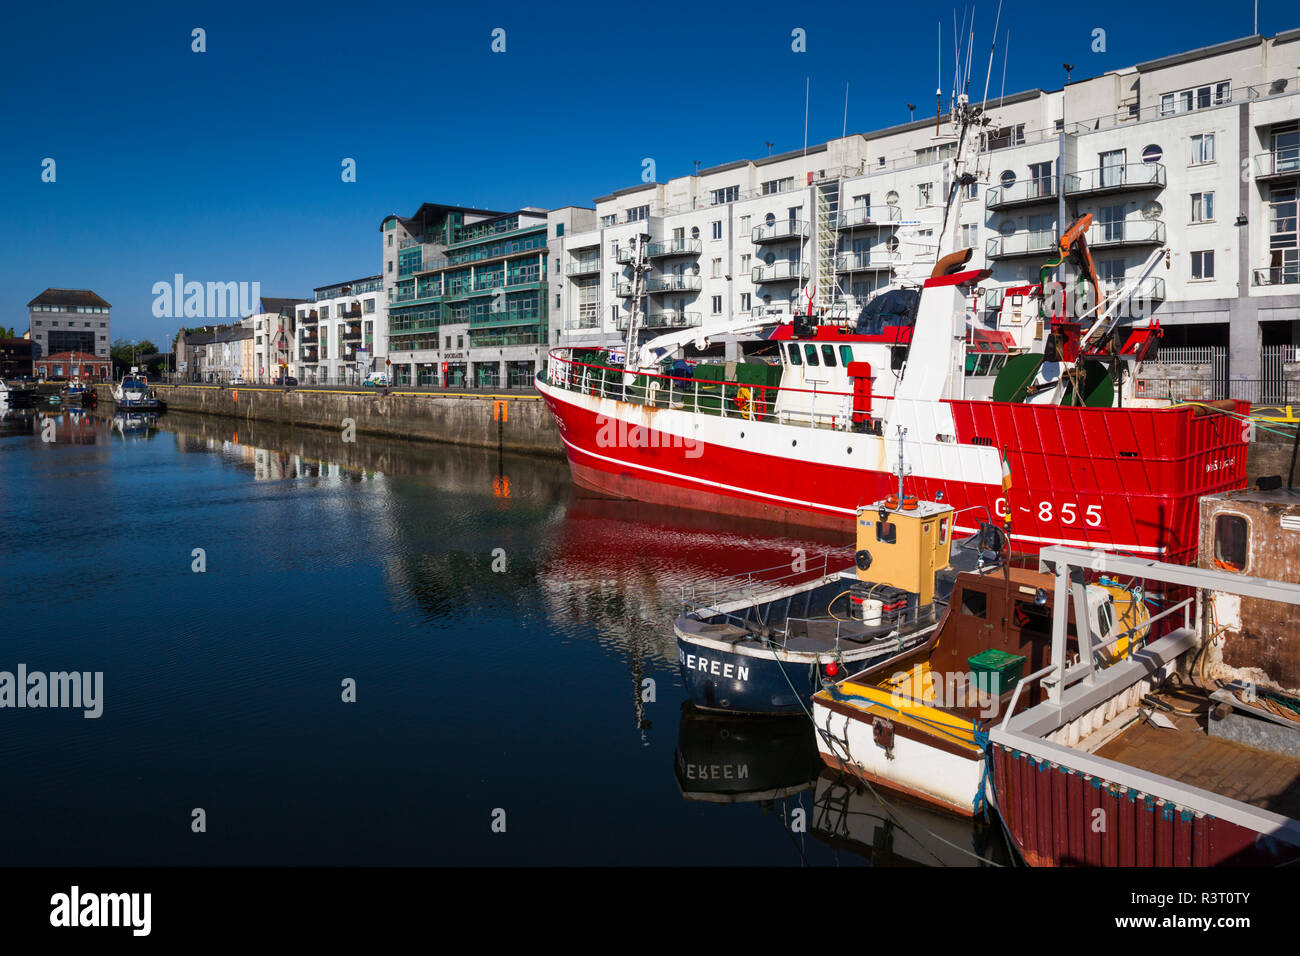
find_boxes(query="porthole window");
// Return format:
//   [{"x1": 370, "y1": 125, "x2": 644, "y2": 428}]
[
  {"x1": 999, "y1": 169, "x2": 1017, "y2": 188},
  {"x1": 691, "y1": 226, "x2": 700, "y2": 239},
  {"x1": 1213, "y1": 513, "x2": 1249, "y2": 572},
  {"x1": 765, "y1": 212, "x2": 776, "y2": 227},
  {"x1": 765, "y1": 252, "x2": 776, "y2": 265},
  {"x1": 999, "y1": 220, "x2": 1017, "y2": 237},
  {"x1": 1141, "y1": 200, "x2": 1163, "y2": 221},
  {"x1": 1142, "y1": 144, "x2": 1163, "y2": 164},
  {"x1": 885, "y1": 190, "x2": 899, "y2": 205}
]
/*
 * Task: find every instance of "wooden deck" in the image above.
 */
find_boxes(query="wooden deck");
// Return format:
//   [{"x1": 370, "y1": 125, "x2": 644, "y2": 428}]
[{"x1": 1096, "y1": 717, "x2": 1300, "y2": 819}]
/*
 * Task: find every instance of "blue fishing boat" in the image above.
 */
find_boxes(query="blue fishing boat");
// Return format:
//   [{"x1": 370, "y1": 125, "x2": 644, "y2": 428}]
[
  {"x1": 112, "y1": 375, "x2": 165, "y2": 412},
  {"x1": 674, "y1": 494, "x2": 1005, "y2": 716}
]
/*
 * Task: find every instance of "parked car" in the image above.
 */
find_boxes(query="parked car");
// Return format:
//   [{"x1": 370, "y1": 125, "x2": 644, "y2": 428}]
[
  {"x1": 273, "y1": 375, "x2": 298, "y2": 387},
  {"x1": 362, "y1": 372, "x2": 390, "y2": 387},
  {"x1": 229, "y1": 376, "x2": 246, "y2": 386}
]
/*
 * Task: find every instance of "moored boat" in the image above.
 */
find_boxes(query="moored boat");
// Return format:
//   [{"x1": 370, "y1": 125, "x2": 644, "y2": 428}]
[
  {"x1": 112, "y1": 375, "x2": 165, "y2": 412},
  {"x1": 989, "y1": 491, "x2": 1300, "y2": 866},
  {"x1": 674, "y1": 485, "x2": 1005, "y2": 715},
  {"x1": 811, "y1": 564, "x2": 1147, "y2": 817}
]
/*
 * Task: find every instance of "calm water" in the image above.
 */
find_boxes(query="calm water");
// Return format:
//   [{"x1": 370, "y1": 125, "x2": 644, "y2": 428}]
[{"x1": 0, "y1": 407, "x2": 1008, "y2": 866}]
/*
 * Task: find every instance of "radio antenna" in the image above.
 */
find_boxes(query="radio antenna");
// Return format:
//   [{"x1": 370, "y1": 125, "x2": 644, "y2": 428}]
[{"x1": 981, "y1": 0, "x2": 1004, "y2": 108}]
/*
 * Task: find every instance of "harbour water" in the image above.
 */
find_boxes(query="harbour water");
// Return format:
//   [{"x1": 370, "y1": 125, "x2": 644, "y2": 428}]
[{"x1": 0, "y1": 409, "x2": 1010, "y2": 866}]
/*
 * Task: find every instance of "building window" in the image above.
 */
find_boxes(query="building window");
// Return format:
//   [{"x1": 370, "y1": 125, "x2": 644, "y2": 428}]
[
  {"x1": 710, "y1": 186, "x2": 739, "y2": 205},
  {"x1": 739, "y1": 215, "x2": 751, "y2": 234},
  {"x1": 712, "y1": 257, "x2": 722, "y2": 277},
  {"x1": 1191, "y1": 191, "x2": 1215, "y2": 223},
  {"x1": 740, "y1": 292, "x2": 751, "y2": 312},
  {"x1": 917, "y1": 183, "x2": 933, "y2": 206},
  {"x1": 962, "y1": 180, "x2": 978, "y2": 200},
  {"x1": 711, "y1": 296, "x2": 722, "y2": 315},
  {"x1": 387, "y1": 261, "x2": 393, "y2": 273},
  {"x1": 364, "y1": 298, "x2": 375, "y2": 313},
  {"x1": 1161, "y1": 81, "x2": 1230, "y2": 116},
  {"x1": 556, "y1": 223, "x2": 565, "y2": 237},
  {"x1": 960, "y1": 223, "x2": 979, "y2": 247},
  {"x1": 1213, "y1": 513, "x2": 1249, "y2": 572},
  {"x1": 600, "y1": 214, "x2": 617, "y2": 228},
  {"x1": 1190, "y1": 133, "x2": 1216, "y2": 165},
  {"x1": 1191, "y1": 250, "x2": 1215, "y2": 279},
  {"x1": 711, "y1": 220, "x2": 723, "y2": 240},
  {"x1": 387, "y1": 235, "x2": 393, "y2": 247},
  {"x1": 627, "y1": 205, "x2": 650, "y2": 223},
  {"x1": 761, "y1": 177, "x2": 794, "y2": 195}
]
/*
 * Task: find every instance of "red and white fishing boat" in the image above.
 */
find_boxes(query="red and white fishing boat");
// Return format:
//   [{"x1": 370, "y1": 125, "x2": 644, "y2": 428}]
[{"x1": 537, "y1": 96, "x2": 1247, "y2": 564}]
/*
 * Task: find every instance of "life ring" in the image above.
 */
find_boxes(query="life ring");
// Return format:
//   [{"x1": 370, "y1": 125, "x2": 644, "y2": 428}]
[{"x1": 883, "y1": 493, "x2": 919, "y2": 510}]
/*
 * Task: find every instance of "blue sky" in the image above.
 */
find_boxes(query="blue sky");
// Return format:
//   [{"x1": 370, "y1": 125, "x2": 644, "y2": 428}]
[{"x1": 0, "y1": 0, "x2": 1290, "y2": 342}]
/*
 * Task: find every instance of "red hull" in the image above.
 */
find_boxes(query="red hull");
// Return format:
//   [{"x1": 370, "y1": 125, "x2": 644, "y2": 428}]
[
  {"x1": 540, "y1": 383, "x2": 1248, "y2": 562},
  {"x1": 992, "y1": 745, "x2": 1300, "y2": 866}
]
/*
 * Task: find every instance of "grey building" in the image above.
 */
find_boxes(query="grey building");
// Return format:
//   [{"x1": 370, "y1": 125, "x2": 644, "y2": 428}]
[{"x1": 27, "y1": 288, "x2": 111, "y2": 362}]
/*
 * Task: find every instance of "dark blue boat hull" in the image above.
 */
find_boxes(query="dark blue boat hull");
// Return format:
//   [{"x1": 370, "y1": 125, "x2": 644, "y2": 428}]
[{"x1": 676, "y1": 639, "x2": 828, "y2": 715}]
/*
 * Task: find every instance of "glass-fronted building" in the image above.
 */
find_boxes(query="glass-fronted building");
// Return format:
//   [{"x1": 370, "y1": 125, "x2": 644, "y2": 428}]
[{"x1": 381, "y1": 203, "x2": 551, "y2": 388}]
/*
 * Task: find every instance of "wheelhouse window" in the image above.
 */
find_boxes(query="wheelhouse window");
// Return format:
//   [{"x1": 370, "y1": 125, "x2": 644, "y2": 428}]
[
  {"x1": 1213, "y1": 513, "x2": 1249, "y2": 572},
  {"x1": 803, "y1": 344, "x2": 820, "y2": 366},
  {"x1": 839, "y1": 345, "x2": 854, "y2": 365},
  {"x1": 821, "y1": 344, "x2": 837, "y2": 366},
  {"x1": 786, "y1": 343, "x2": 802, "y2": 365}
]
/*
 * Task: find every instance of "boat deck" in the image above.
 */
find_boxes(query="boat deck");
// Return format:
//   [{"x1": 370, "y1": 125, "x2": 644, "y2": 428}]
[{"x1": 1094, "y1": 693, "x2": 1300, "y2": 818}]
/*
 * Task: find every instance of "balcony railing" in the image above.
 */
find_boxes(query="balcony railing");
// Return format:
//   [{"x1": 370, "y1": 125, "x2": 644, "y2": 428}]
[
  {"x1": 1254, "y1": 146, "x2": 1300, "y2": 179},
  {"x1": 836, "y1": 205, "x2": 903, "y2": 229},
  {"x1": 836, "y1": 252, "x2": 896, "y2": 272},
  {"x1": 566, "y1": 259, "x2": 601, "y2": 276},
  {"x1": 1103, "y1": 276, "x2": 1166, "y2": 302},
  {"x1": 752, "y1": 261, "x2": 810, "y2": 283},
  {"x1": 617, "y1": 275, "x2": 704, "y2": 296},
  {"x1": 1087, "y1": 220, "x2": 1166, "y2": 247},
  {"x1": 1065, "y1": 163, "x2": 1166, "y2": 196},
  {"x1": 615, "y1": 310, "x2": 702, "y2": 331},
  {"x1": 986, "y1": 231, "x2": 1058, "y2": 258},
  {"x1": 752, "y1": 220, "x2": 808, "y2": 243},
  {"x1": 1253, "y1": 264, "x2": 1300, "y2": 286},
  {"x1": 985, "y1": 177, "x2": 1057, "y2": 210},
  {"x1": 648, "y1": 238, "x2": 702, "y2": 257}
]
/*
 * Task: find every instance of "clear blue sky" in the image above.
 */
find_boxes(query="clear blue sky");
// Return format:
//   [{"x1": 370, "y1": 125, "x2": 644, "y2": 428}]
[{"x1": 0, "y1": 0, "x2": 1290, "y2": 343}]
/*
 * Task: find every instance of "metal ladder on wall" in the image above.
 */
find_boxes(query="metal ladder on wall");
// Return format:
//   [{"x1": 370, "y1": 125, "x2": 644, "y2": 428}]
[{"x1": 815, "y1": 181, "x2": 839, "y2": 312}]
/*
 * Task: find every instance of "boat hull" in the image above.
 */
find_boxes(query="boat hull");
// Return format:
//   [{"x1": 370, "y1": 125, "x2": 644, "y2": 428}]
[
  {"x1": 537, "y1": 373, "x2": 1249, "y2": 563},
  {"x1": 675, "y1": 627, "x2": 925, "y2": 716},
  {"x1": 813, "y1": 693, "x2": 988, "y2": 817}
]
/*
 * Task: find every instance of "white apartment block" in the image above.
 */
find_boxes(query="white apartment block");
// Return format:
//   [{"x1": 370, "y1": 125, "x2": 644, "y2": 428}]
[
  {"x1": 295, "y1": 276, "x2": 386, "y2": 385},
  {"x1": 554, "y1": 30, "x2": 1300, "y2": 383}
]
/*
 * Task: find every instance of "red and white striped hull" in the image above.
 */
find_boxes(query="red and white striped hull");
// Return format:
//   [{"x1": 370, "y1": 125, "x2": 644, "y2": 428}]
[{"x1": 537, "y1": 376, "x2": 1248, "y2": 562}]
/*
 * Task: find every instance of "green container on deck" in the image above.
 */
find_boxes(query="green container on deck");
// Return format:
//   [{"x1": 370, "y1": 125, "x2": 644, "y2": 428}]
[{"x1": 968, "y1": 649, "x2": 1026, "y2": 697}]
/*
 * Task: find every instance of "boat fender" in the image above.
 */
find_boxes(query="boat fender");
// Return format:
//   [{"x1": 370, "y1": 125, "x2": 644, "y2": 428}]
[{"x1": 855, "y1": 549, "x2": 872, "y2": 571}]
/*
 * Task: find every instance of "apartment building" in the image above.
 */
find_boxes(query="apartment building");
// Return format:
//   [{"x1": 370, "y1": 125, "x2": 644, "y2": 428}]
[
  {"x1": 251, "y1": 296, "x2": 307, "y2": 383},
  {"x1": 26, "y1": 288, "x2": 111, "y2": 364},
  {"x1": 554, "y1": 30, "x2": 1300, "y2": 385},
  {"x1": 381, "y1": 204, "x2": 562, "y2": 388},
  {"x1": 295, "y1": 277, "x2": 385, "y2": 385}
]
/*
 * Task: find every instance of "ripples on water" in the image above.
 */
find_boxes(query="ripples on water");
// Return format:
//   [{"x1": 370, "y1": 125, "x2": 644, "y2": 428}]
[{"x1": 0, "y1": 409, "x2": 1007, "y2": 866}]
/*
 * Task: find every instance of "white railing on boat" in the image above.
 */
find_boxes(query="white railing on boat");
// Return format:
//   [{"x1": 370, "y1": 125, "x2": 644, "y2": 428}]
[{"x1": 546, "y1": 348, "x2": 880, "y2": 433}]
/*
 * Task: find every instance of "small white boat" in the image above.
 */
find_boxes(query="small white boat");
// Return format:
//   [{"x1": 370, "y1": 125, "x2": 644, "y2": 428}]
[{"x1": 112, "y1": 375, "x2": 164, "y2": 411}]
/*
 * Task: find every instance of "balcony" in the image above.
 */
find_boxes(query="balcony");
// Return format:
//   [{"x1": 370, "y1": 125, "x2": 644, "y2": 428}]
[
  {"x1": 567, "y1": 311, "x2": 601, "y2": 331},
  {"x1": 752, "y1": 261, "x2": 810, "y2": 283},
  {"x1": 836, "y1": 205, "x2": 902, "y2": 229},
  {"x1": 614, "y1": 246, "x2": 636, "y2": 265},
  {"x1": 566, "y1": 259, "x2": 601, "y2": 276},
  {"x1": 1253, "y1": 265, "x2": 1300, "y2": 286},
  {"x1": 986, "y1": 231, "x2": 1058, "y2": 259},
  {"x1": 1103, "y1": 276, "x2": 1166, "y2": 303},
  {"x1": 985, "y1": 177, "x2": 1057, "y2": 210},
  {"x1": 836, "y1": 252, "x2": 896, "y2": 272},
  {"x1": 648, "y1": 238, "x2": 702, "y2": 258},
  {"x1": 300, "y1": 310, "x2": 319, "y2": 324},
  {"x1": 1254, "y1": 147, "x2": 1300, "y2": 181},
  {"x1": 617, "y1": 274, "x2": 703, "y2": 296},
  {"x1": 752, "y1": 220, "x2": 808, "y2": 244},
  {"x1": 1088, "y1": 220, "x2": 1166, "y2": 248},
  {"x1": 1064, "y1": 163, "x2": 1165, "y2": 197},
  {"x1": 616, "y1": 310, "x2": 702, "y2": 331},
  {"x1": 338, "y1": 307, "x2": 362, "y2": 320}
]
